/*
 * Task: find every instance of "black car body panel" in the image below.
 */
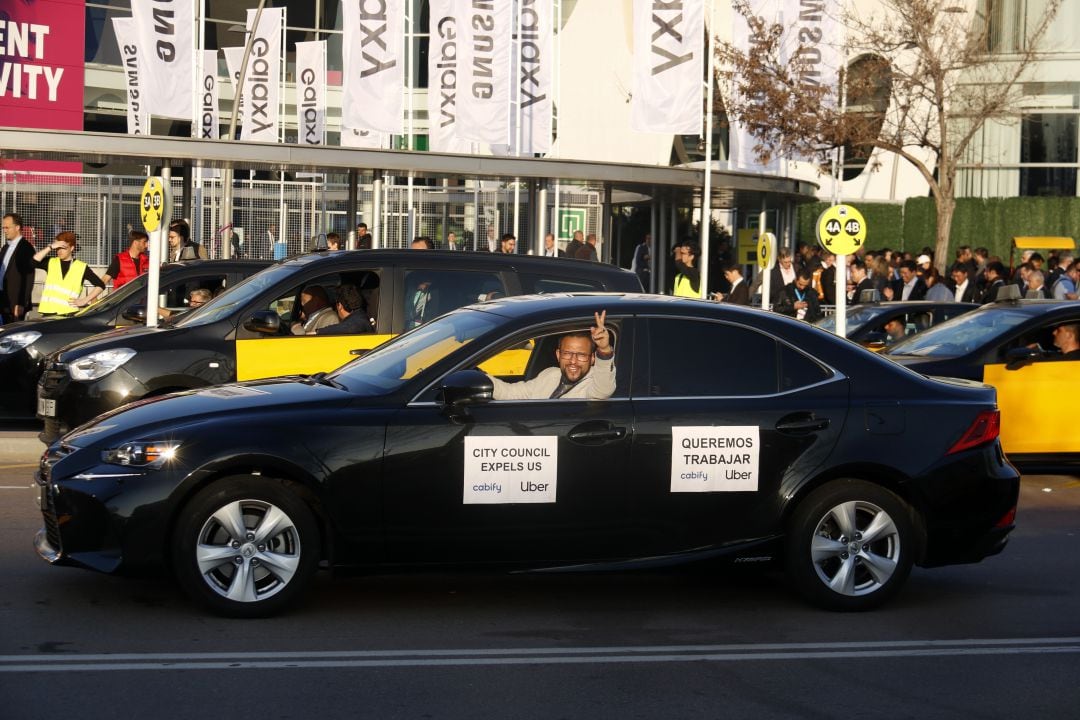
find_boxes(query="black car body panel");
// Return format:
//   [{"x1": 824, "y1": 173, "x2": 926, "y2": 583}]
[
  {"x1": 35, "y1": 295, "x2": 1020, "y2": 613},
  {"x1": 0, "y1": 260, "x2": 269, "y2": 418}
]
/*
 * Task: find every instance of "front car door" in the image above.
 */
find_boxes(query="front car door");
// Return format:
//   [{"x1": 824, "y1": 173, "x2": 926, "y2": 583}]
[{"x1": 381, "y1": 317, "x2": 637, "y2": 565}]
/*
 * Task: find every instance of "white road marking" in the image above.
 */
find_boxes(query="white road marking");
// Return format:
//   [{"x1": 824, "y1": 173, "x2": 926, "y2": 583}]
[{"x1": 1, "y1": 637, "x2": 1078, "y2": 673}]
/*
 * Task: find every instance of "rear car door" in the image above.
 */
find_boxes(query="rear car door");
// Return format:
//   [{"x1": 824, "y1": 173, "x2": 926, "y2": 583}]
[{"x1": 628, "y1": 317, "x2": 849, "y2": 555}]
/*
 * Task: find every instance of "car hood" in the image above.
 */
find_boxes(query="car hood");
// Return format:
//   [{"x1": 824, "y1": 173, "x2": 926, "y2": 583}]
[
  {"x1": 61, "y1": 377, "x2": 353, "y2": 450},
  {"x1": 55, "y1": 324, "x2": 178, "y2": 359}
]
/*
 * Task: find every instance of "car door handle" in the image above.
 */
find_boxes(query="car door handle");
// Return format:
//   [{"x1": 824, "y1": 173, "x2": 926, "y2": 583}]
[
  {"x1": 568, "y1": 422, "x2": 627, "y2": 444},
  {"x1": 776, "y1": 414, "x2": 830, "y2": 434}
]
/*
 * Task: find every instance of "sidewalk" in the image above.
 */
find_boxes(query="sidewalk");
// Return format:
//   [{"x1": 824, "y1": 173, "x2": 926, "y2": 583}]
[{"x1": 0, "y1": 427, "x2": 43, "y2": 464}]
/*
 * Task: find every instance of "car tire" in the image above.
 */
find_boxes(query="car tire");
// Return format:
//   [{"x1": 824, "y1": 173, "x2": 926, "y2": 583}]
[
  {"x1": 785, "y1": 479, "x2": 914, "y2": 611},
  {"x1": 172, "y1": 476, "x2": 321, "y2": 618}
]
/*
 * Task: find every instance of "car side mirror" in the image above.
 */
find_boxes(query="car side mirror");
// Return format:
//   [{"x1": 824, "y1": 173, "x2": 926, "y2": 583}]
[
  {"x1": 437, "y1": 369, "x2": 494, "y2": 408},
  {"x1": 122, "y1": 305, "x2": 147, "y2": 323},
  {"x1": 244, "y1": 310, "x2": 281, "y2": 334},
  {"x1": 1004, "y1": 346, "x2": 1040, "y2": 370}
]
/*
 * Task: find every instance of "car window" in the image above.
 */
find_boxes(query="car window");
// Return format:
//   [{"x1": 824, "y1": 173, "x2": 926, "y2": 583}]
[
  {"x1": 815, "y1": 306, "x2": 885, "y2": 334},
  {"x1": 779, "y1": 343, "x2": 833, "y2": 390},
  {"x1": 887, "y1": 308, "x2": 1031, "y2": 356},
  {"x1": 404, "y1": 269, "x2": 505, "y2": 329},
  {"x1": 331, "y1": 309, "x2": 501, "y2": 395},
  {"x1": 646, "y1": 319, "x2": 777, "y2": 397},
  {"x1": 518, "y1": 273, "x2": 603, "y2": 294},
  {"x1": 470, "y1": 325, "x2": 625, "y2": 398},
  {"x1": 160, "y1": 275, "x2": 227, "y2": 311},
  {"x1": 175, "y1": 264, "x2": 297, "y2": 328}
]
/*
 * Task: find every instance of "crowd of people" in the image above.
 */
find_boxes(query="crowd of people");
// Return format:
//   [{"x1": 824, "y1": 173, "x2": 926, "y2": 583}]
[{"x1": 660, "y1": 234, "x2": 1079, "y2": 324}]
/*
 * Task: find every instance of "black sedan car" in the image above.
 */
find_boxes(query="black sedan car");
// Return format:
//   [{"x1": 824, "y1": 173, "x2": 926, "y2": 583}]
[
  {"x1": 35, "y1": 294, "x2": 1019, "y2": 616},
  {"x1": 886, "y1": 299, "x2": 1080, "y2": 472},
  {"x1": 0, "y1": 260, "x2": 270, "y2": 419},
  {"x1": 814, "y1": 301, "x2": 977, "y2": 349}
]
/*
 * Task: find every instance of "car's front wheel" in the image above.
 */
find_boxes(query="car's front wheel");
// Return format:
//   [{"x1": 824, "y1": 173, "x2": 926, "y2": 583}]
[
  {"x1": 785, "y1": 479, "x2": 915, "y2": 611},
  {"x1": 172, "y1": 476, "x2": 321, "y2": 617}
]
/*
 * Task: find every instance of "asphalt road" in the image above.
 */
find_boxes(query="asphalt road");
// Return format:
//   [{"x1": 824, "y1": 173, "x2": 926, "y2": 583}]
[{"x1": 1, "y1": 431, "x2": 1078, "y2": 719}]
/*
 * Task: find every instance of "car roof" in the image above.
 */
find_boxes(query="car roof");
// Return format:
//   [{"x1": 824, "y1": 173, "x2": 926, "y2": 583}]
[
  {"x1": 161, "y1": 259, "x2": 274, "y2": 272},
  {"x1": 964, "y1": 298, "x2": 1080, "y2": 319},
  {"x1": 283, "y1": 249, "x2": 638, "y2": 276}
]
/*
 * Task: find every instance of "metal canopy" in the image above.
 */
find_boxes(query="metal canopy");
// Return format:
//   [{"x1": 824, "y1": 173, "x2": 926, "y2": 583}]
[{"x1": 0, "y1": 128, "x2": 818, "y2": 209}]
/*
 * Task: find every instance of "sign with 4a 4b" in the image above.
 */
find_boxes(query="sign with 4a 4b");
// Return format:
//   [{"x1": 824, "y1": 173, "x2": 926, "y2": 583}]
[
  {"x1": 140, "y1": 177, "x2": 167, "y2": 233},
  {"x1": 816, "y1": 204, "x2": 866, "y2": 256}
]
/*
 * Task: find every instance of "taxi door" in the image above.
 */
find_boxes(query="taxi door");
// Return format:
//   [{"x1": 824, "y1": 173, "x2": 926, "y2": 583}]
[
  {"x1": 380, "y1": 320, "x2": 637, "y2": 565},
  {"x1": 985, "y1": 359, "x2": 1080, "y2": 457},
  {"x1": 233, "y1": 267, "x2": 393, "y2": 380}
]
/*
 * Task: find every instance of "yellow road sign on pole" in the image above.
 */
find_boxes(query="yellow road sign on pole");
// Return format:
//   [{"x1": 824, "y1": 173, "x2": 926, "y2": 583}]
[
  {"x1": 816, "y1": 204, "x2": 867, "y2": 256},
  {"x1": 140, "y1": 177, "x2": 167, "y2": 233},
  {"x1": 757, "y1": 232, "x2": 777, "y2": 271}
]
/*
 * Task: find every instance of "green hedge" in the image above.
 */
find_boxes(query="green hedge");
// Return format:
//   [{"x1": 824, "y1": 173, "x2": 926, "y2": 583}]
[{"x1": 797, "y1": 197, "x2": 1080, "y2": 260}]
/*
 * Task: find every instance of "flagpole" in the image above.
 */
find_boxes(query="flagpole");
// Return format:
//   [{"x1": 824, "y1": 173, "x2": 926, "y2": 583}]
[
  {"x1": 221, "y1": 0, "x2": 267, "y2": 260},
  {"x1": 698, "y1": 0, "x2": 715, "y2": 299}
]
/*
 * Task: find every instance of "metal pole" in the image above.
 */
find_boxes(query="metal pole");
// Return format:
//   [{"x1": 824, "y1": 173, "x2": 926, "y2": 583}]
[
  {"x1": 698, "y1": 0, "x2": 716, "y2": 299},
  {"x1": 537, "y1": 183, "x2": 548, "y2": 253},
  {"x1": 372, "y1": 171, "x2": 383, "y2": 249},
  {"x1": 760, "y1": 200, "x2": 770, "y2": 310},
  {"x1": 649, "y1": 193, "x2": 659, "y2": 293},
  {"x1": 347, "y1": 168, "x2": 358, "y2": 249},
  {"x1": 220, "y1": 0, "x2": 267, "y2": 262},
  {"x1": 602, "y1": 184, "x2": 612, "y2": 264}
]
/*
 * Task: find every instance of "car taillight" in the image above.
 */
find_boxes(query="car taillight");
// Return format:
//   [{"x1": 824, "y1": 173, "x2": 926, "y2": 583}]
[
  {"x1": 946, "y1": 410, "x2": 1001, "y2": 455},
  {"x1": 995, "y1": 505, "x2": 1017, "y2": 528}
]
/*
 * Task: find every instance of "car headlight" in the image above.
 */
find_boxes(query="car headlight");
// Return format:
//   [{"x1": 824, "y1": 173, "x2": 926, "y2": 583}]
[
  {"x1": 101, "y1": 441, "x2": 180, "y2": 468},
  {"x1": 0, "y1": 330, "x2": 41, "y2": 355},
  {"x1": 69, "y1": 348, "x2": 137, "y2": 381}
]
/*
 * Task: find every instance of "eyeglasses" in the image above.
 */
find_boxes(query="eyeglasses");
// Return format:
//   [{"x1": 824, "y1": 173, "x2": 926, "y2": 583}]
[{"x1": 558, "y1": 350, "x2": 592, "y2": 362}]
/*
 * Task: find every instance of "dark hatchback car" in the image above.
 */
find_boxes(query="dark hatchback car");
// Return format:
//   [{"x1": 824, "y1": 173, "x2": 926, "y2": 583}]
[
  {"x1": 37, "y1": 250, "x2": 641, "y2": 442},
  {"x1": 885, "y1": 299, "x2": 1080, "y2": 472},
  {"x1": 0, "y1": 260, "x2": 270, "y2": 419},
  {"x1": 35, "y1": 294, "x2": 1019, "y2": 616},
  {"x1": 815, "y1": 301, "x2": 977, "y2": 349}
]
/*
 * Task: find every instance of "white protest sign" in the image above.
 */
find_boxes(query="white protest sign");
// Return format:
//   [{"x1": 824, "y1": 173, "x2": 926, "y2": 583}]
[
  {"x1": 671, "y1": 426, "x2": 760, "y2": 492},
  {"x1": 464, "y1": 436, "x2": 558, "y2": 504}
]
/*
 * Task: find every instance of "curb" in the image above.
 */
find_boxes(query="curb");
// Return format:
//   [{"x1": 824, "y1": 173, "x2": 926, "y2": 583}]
[{"x1": 0, "y1": 432, "x2": 44, "y2": 464}]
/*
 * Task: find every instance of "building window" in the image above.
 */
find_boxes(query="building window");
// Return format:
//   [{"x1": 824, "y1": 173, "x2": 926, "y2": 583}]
[{"x1": 1019, "y1": 113, "x2": 1078, "y2": 196}]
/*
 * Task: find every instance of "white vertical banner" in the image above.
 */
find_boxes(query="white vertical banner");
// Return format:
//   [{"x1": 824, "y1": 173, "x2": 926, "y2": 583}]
[
  {"x1": 242, "y1": 8, "x2": 284, "y2": 142},
  {"x1": 223, "y1": 46, "x2": 245, "y2": 131},
  {"x1": 783, "y1": 0, "x2": 844, "y2": 162},
  {"x1": 427, "y1": 0, "x2": 473, "y2": 153},
  {"x1": 295, "y1": 41, "x2": 326, "y2": 145},
  {"x1": 342, "y1": 0, "x2": 405, "y2": 135},
  {"x1": 729, "y1": 0, "x2": 781, "y2": 171},
  {"x1": 199, "y1": 50, "x2": 219, "y2": 140},
  {"x1": 514, "y1": 0, "x2": 553, "y2": 155},
  {"x1": 455, "y1": 0, "x2": 512, "y2": 146},
  {"x1": 630, "y1": 0, "x2": 703, "y2": 134},
  {"x1": 112, "y1": 17, "x2": 150, "y2": 135},
  {"x1": 131, "y1": 0, "x2": 195, "y2": 121}
]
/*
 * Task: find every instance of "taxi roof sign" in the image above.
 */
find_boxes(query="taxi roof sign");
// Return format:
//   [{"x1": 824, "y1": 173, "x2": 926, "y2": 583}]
[{"x1": 1011, "y1": 236, "x2": 1075, "y2": 251}]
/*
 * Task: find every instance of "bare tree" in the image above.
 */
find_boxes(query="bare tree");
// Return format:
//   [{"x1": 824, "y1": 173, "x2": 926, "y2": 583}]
[{"x1": 718, "y1": 0, "x2": 1061, "y2": 271}]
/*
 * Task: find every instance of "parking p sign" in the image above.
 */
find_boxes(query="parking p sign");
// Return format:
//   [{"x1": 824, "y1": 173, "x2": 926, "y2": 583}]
[
  {"x1": 816, "y1": 204, "x2": 866, "y2": 256},
  {"x1": 140, "y1": 177, "x2": 167, "y2": 233}
]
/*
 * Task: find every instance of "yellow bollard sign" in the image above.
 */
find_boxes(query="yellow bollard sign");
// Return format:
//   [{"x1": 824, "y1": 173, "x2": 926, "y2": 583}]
[
  {"x1": 757, "y1": 231, "x2": 777, "y2": 270},
  {"x1": 816, "y1": 204, "x2": 867, "y2": 256}
]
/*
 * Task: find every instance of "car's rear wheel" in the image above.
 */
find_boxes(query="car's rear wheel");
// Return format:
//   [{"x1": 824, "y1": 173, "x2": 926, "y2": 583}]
[
  {"x1": 172, "y1": 476, "x2": 320, "y2": 617},
  {"x1": 785, "y1": 479, "x2": 914, "y2": 611}
]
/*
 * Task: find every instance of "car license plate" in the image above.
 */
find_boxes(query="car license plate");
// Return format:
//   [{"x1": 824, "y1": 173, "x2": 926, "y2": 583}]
[{"x1": 37, "y1": 397, "x2": 56, "y2": 417}]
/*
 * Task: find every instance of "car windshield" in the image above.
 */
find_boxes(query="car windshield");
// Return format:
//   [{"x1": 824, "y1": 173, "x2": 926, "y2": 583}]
[
  {"x1": 886, "y1": 307, "x2": 1031, "y2": 357},
  {"x1": 331, "y1": 309, "x2": 501, "y2": 394},
  {"x1": 173, "y1": 264, "x2": 291, "y2": 328},
  {"x1": 815, "y1": 306, "x2": 887, "y2": 335}
]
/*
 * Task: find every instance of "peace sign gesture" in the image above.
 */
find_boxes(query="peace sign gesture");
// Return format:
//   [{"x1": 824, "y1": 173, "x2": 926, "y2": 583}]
[{"x1": 591, "y1": 310, "x2": 611, "y2": 353}]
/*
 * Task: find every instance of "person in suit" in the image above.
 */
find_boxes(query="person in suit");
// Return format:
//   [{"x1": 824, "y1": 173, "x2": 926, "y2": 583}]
[
  {"x1": 980, "y1": 261, "x2": 1007, "y2": 303},
  {"x1": 951, "y1": 265, "x2": 979, "y2": 303},
  {"x1": 542, "y1": 233, "x2": 564, "y2": 257},
  {"x1": 849, "y1": 258, "x2": 878, "y2": 303},
  {"x1": 712, "y1": 263, "x2": 750, "y2": 304},
  {"x1": 769, "y1": 249, "x2": 797, "y2": 305},
  {"x1": 884, "y1": 260, "x2": 927, "y2": 301},
  {"x1": 166, "y1": 220, "x2": 204, "y2": 262},
  {"x1": 565, "y1": 230, "x2": 584, "y2": 259},
  {"x1": 1, "y1": 212, "x2": 36, "y2": 323},
  {"x1": 445, "y1": 231, "x2": 462, "y2": 251}
]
